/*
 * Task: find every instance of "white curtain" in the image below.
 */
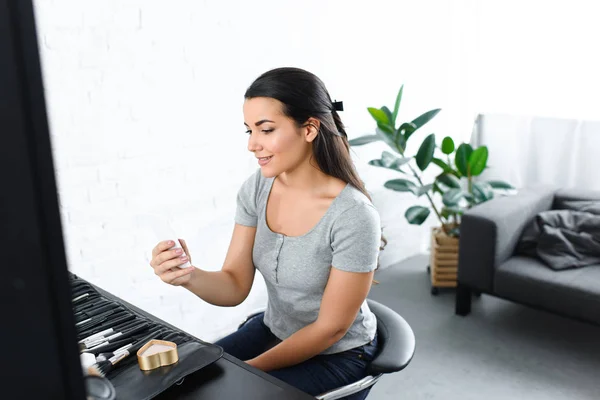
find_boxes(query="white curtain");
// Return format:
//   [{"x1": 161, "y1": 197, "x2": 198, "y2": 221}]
[{"x1": 470, "y1": 114, "x2": 600, "y2": 191}]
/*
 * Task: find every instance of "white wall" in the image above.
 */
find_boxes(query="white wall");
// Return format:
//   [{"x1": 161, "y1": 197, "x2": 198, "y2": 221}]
[{"x1": 33, "y1": 0, "x2": 600, "y2": 341}]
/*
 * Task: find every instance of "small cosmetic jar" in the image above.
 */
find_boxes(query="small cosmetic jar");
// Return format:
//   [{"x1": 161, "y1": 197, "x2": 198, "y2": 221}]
[{"x1": 136, "y1": 339, "x2": 179, "y2": 371}]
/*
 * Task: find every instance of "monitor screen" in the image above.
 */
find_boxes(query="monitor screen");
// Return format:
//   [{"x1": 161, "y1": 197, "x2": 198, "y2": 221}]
[{"x1": 1, "y1": 0, "x2": 85, "y2": 398}]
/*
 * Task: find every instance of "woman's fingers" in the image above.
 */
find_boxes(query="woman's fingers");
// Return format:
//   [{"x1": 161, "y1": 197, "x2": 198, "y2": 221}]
[
  {"x1": 179, "y1": 238, "x2": 192, "y2": 263},
  {"x1": 153, "y1": 247, "x2": 184, "y2": 268},
  {"x1": 161, "y1": 266, "x2": 194, "y2": 285},
  {"x1": 152, "y1": 240, "x2": 175, "y2": 259},
  {"x1": 149, "y1": 240, "x2": 194, "y2": 286},
  {"x1": 155, "y1": 256, "x2": 190, "y2": 275}
]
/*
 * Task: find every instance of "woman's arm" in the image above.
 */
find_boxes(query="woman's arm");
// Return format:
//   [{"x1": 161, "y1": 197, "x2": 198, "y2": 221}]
[
  {"x1": 246, "y1": 267, "x2": 374, "y2": 371},
  {"x1": 182, "y1": 223, "x2": 256, "y2": 307}
]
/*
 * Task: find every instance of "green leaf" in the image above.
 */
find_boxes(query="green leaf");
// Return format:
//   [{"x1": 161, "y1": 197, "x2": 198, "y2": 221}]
[
  {"x1": 375, "y1": 124, "x2": 405, "y2": 154},
  {"x1": 405, "y1": 206, "x2": 431, "y2": 225},
  {"x1": 436, "y1": 173, "x2": 461, "y2": 189},
  {"x1": 415, "y1": 134, "x2": 436, "y2": 171},
  {"x1": 468, "y1": 146, "x2": 488, "y2": 176},
  {"x1": 441, "y1": 207, "x2": 451, "y2": 219},
  {"x1": 432, "y1": 158, "x2": 452, "y2": 172},
  {"x1": 416, "y1": 183, "x2": 434, "y2": 197},
  {"x1": 395, "y1": 123, "x2": 415, "y2": 152},
  {"x1": 442, "y1": 206, "x2": 465, "y2": 215},
  {"x1": 381, "y1": 106, "x2": 394, "y2": 129},
  {"x1": 348, "y1": 135, "x2": 380, "y2": 146},
  {"x1": 472, "y1": 181, "x2": 494, "y2": 203},
  {"x1": 487, "y1": 180, "x2": 514, "y2": 190},
  {"x1": 398, "y1": 122, "x2": 417, "y2": 144},
  {"x1": 375, "y1": 127, "x2": 398, "y2": 152},
  {"x1": 455, "y1": 143, "x2": 473, "y2": 176},
  {"x1": 384, "y1": 179, "x2": 417, "y2": 194},
  {"x1": 392, "y1": 85, "x2": 404, "y2": 125},
  {"x1": 377, "y1": 122, "x2": 394, "y2": 135},
  {"x1": 381, "y1": 151, "x2": 411, "y2": 168},
  {"x1": 441, "y1": 136, "x2": 455, "y2": 154},
  {"x1": 369, "y1": 159, "x2": 403, "y2": 172},
  {"x1": 410, "y1": 108, "x2": 441, "y2": 131},
  {"x1": 369, "y1": 152, "x2": 411, "y2": 173},
  {"x1": 442, "y1": 188, "x2": 464, "y2": 206},
  {"x1": 368, "y1": 107, "x2": 391, "y2": 126},
  {"x1": 395, "y1": 132, "x2": 407, "y2": 153},
  {"x1": 397, "y1": 122, "x2": 417, "y2": 138}
]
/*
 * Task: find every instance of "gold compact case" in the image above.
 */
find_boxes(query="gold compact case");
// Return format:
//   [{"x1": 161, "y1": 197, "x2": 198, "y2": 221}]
[{"x1": 136, "y1": 340, "x2": 179, "y2": 371}]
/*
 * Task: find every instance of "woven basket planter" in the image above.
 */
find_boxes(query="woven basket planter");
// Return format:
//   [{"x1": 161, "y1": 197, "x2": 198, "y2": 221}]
[{"x1": 429, "y1": 226, "x2": 459, "y2": 294}]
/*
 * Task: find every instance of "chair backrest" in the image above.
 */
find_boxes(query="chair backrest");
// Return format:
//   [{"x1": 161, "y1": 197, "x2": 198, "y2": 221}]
[{"x1": 366, "y1": 299, "x2": 415, "y2": 375}]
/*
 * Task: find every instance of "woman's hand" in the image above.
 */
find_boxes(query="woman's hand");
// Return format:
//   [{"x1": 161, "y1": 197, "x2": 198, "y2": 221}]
[{"x1": 149, "y1": 239, "x2": 195, "y2": 286}]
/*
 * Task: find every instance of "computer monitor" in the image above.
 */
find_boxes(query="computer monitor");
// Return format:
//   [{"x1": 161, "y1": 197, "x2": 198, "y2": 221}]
[{"x1": 1, "y1": 1, "x2": 85, "y2": 398}]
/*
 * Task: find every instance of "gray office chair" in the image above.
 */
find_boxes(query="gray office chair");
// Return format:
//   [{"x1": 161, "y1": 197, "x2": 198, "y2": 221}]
[{"x1": 238, "y1": 299, "x2": 416, "y2": 400}]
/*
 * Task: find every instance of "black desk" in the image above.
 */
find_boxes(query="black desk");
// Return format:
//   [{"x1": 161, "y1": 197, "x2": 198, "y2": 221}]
[{"x1": 95, "y1": 283, "x2": 314, "y2": 400}]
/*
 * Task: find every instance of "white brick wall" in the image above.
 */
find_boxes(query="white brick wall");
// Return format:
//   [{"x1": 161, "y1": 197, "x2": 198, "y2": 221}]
[
  {"x1": 33, "y1": 0, "x2": 599, "y2": 341},
  {"x1": 33, "y1": 0, "x2": 444, "y2": 341}
]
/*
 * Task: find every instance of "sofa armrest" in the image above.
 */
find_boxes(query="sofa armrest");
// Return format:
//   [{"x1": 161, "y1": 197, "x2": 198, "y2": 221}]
[{"x1": 457, "y1": 186, "x2": 556, "y2": 291}]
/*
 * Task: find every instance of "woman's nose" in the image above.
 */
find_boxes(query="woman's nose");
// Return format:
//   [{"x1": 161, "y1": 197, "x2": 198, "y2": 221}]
[{"x1": 247, "y1": 132, "x2": 262, "y2": 152}]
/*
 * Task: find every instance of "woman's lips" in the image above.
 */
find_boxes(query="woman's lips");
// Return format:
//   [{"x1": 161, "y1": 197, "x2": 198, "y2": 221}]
[{"x1": 257, "y1": 156, "x2": 273, "y2": 166}]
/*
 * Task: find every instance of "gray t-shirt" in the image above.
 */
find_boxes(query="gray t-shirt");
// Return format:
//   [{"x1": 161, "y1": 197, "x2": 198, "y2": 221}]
[{"x1": 234, "y1": 169, "x2": 380, "y2": 354}]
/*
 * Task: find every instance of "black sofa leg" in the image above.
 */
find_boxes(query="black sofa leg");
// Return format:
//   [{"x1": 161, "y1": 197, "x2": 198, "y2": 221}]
[{"x1": 455, "y1": 284, "x2": 472, "y2": 316}]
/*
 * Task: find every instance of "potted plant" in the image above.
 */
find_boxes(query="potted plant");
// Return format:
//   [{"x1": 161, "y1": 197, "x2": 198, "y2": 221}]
[{"x1": 350, "y1": 86, "x2": 513, "y2": 294}]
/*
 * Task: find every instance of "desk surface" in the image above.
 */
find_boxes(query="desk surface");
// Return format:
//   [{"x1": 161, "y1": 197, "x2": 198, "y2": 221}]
[
  {"x1": 96, "y1": 283, "x2": 313, "y2": 400},
  {"x1": 155, "y1": 353, "x2": 312, "y2": 400}
]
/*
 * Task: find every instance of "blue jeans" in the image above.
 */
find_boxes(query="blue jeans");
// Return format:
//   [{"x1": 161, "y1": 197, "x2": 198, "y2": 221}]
[{"x1": 215, "y1": 312, "x2": 378, "y2": 399}]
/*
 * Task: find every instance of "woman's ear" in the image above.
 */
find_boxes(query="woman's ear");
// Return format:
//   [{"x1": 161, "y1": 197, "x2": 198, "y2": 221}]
[{"x1": 304, "y1": 118, "x2": 321, "y2": 143}]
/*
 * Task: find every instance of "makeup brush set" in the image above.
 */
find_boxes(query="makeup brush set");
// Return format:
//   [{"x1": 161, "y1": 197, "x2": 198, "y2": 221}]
[{"x1": 70, "y1": 274, "x2": 223, "y2": 400}]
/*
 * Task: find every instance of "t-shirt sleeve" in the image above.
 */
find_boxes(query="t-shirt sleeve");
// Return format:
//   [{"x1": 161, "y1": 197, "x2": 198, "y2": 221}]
[
  {"x1": 234, "y1": 170, "x2": 260, "y2": 227},
  {"x1": 330, "y1": 203, "x2": 382, "y2": 273}
]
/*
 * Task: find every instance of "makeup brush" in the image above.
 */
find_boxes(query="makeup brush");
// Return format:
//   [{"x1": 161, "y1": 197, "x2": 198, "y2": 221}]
[
  {"x1": 81, "y1": 322, "x2": 150, "y2": 352},
  {"x1": 76, "y1": 307, "x2": 126, "y2": 326},
  {"x1": 79, "y1": 319, "x2": 141, "y2": 346},
  {"x1": 76, "y1": 309, "x2": 127, "y2": 332},
  {"x1": 74, "y1": 298, "x2": 111, "y2": 314},
  {"x1": 72, "y1": 286, "x2": 96, "y2": 299},
  {"x1": 76, "y1": 314, "x2": 136, "y2": 340},
  {"x1": 87, "y1": 329, "x2": 162, "y2": 377},
  {"x1": 75, "y1": 303, "x2": 121, "y2": 323},
  {"x1": 94, "y1": 329, "x2": 162, "y2": 361},
  {"x1": 72, "y1": 292, "x2": 99, "y2": 305},
  {"x1": 74, "y1": 303, "x2": 107, "y2": 318},
  {"x1": 160, "y1": 331, "x2": 187, "y2": 344},
  {"x1": 85, "y1": 336, "x2": 135, "y2": 356}
]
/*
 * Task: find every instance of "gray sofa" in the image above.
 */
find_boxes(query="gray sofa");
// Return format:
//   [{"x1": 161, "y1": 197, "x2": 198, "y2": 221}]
[{"x1": 455, "y1": 186, "x2": 600, "y2": 325}]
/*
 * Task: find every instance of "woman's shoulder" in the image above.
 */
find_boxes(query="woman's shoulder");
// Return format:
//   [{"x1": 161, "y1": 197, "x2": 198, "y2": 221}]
[
  {"x1": 338, "y1": 184, "x2": 378, "y2": 212},
  {"x1": 332, "y1": 185, "x2": 380, "y2": 227}
]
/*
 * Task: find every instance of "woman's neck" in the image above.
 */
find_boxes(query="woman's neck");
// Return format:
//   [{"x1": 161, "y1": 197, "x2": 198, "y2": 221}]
[{"x1": 277, "y1": 157, "x2": 331, "y2": 194}]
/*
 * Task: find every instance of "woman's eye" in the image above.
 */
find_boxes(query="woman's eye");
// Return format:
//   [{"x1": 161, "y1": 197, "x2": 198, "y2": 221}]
[{"x1": 246, "y1": 129, "x2": 273, "y2": 135}]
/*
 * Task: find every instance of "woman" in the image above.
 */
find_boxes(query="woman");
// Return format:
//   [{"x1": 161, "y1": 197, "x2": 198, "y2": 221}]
[{"x1": 149, "y1": 67, "x2": 384, "y2": 399}]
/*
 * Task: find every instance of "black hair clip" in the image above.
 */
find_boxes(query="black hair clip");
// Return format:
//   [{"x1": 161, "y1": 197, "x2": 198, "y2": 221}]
[{"x1": 332, "y1": 100, "x2": 344, "y2": 112}]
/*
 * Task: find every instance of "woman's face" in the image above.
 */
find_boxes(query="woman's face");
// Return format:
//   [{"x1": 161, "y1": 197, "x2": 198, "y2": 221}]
[{"x1": 243, "y1": 97, "x2": 316, "y2": 178}]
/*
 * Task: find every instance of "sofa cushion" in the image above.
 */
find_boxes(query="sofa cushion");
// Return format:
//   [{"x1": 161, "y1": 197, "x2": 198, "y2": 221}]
[
  {"x1": 553, "y1": 188, "x2": 600, "y2": 210},
  {"x1": 516, "y1": 210, "x2": 600, "y2": 270},
  {"x1": 494, "y1": 256, "x2": 600, "y2": 324}
]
